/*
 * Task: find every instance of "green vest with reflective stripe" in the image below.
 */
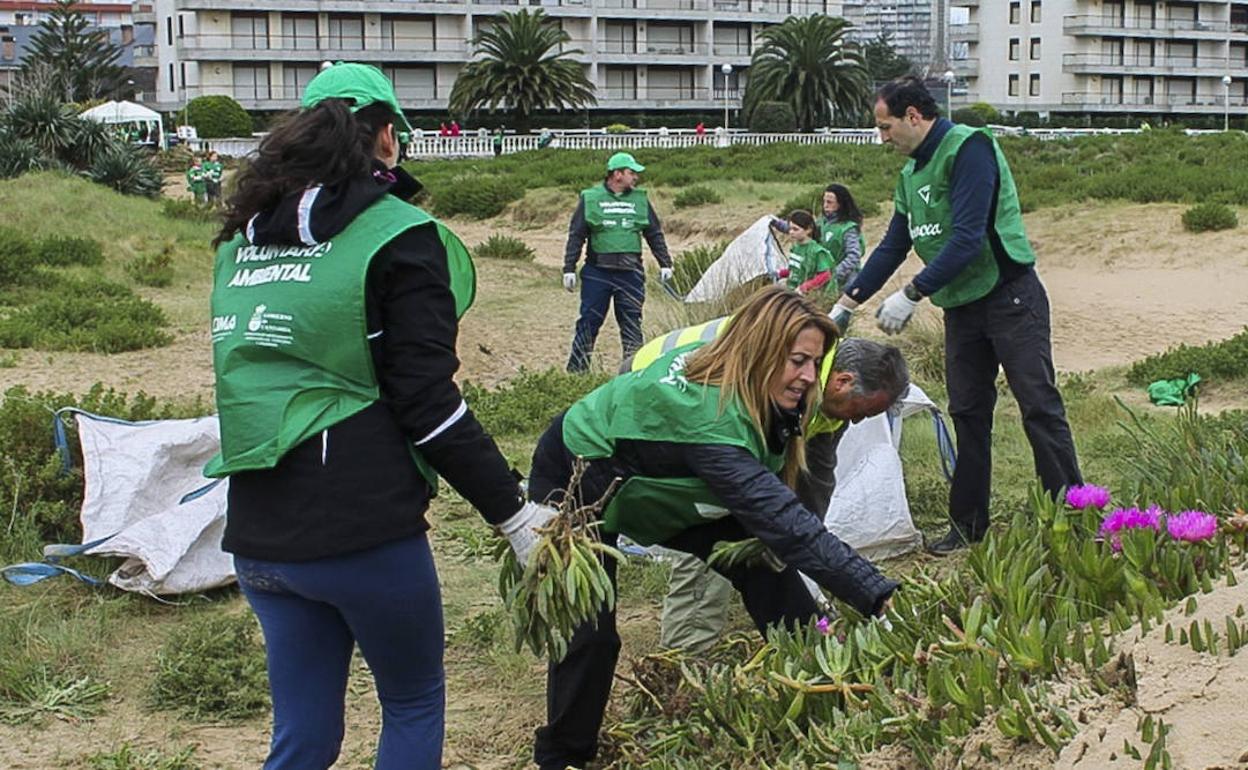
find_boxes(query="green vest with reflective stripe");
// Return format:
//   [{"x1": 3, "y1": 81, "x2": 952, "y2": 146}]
[
  {"x1": 581, "y1": 185, "x2": 650, "y2": 256},
  {"x1": 895, "y1": 124, "x2": 1036, "y2": 308},
  {"x1": 785, "y1": 240, "x2": 832, "y2": 290},
  {"x1": 205, "y1": 195, "x2": 476, "y2": 481},
  {"x1": 821, "y1": 219, "x2": 864, "y2": 269},
  {"x1": 563, "y1": 345, "x2": 783, "y2": 546}
]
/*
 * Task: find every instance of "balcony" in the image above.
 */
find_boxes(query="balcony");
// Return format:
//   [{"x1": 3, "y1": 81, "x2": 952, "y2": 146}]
[
  {"x1": 950, "y1": 58, "x2": 979, "y2": 76},
  {"x1": 1063, "y1": 15, "x2": 1239, "y2": 40},
  {"x1": 598, "y1": 85, "x2": 740, "y2": 108},
  {"x1": 177, "y1": 33, "x2": 468, "y2": 62},
  {"x1": 180, "y1": 83, "x2": 446, "y2": 110},
  {"x1": 949, "y1": 23, "x2": 978, "y2": 40},
  {"x1": 132, "y1": 44, "x2": 158, "y2": 67},
  {"x1": 711, "y1": 43, "x2": 752, "y2": 57},
  {"x1": 950, "y1": 0, "x2": 977, "y2": 6},
  {"x1": 1063, "y1": 53, "x2": 1248, "y2": 77},
  {"x1": 1061, "y1": 91, "x2": 1248, "y2": 112}
]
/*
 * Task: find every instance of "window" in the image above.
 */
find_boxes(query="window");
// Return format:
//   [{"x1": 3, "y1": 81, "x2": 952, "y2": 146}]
[
  {"x1": 600, "y1": 21, "x2": 636, "y2": 54},
  {"x1": 1009, "y1": 38, "x2": 1020, "y2": 60},
  {"x1": 648, "y1": 67, "x2": 695, "y2": 99},
  {"x1": 231, "y1": 13, "x2": 269, "y2": 50},
  {"x1": 179, "y1": 62, "x2": 186, "y2": 89},
  {"x1": 327, "y1": 15, "x2": 364, "y2": 51},
  {"x1": 233, "y1": 64, "x2": 271, "y2": 100},
  {"x1": 381, "y1": 16, "x2": 434, "y2": 52},
  {"x1": 1008, "y1": 73, "x2": 1020, "y2": 96},
  {"x1": 1009, "y1": 2, "x2": 1020, "y2": 24},
  {"x1": 604, "y1": 65, "x2": 637, "y2": 99},
  {"x1": 383, "y1": 66, "x2": 436, "y2": 100},
  {"x1": 1029, "y1": 73, "x2": 1040, "y2": 96},
  {"x1": 713, "y1": 67, "x2": 740, "y2": 96},
  {"x1": 713, "y1": 23, "x2": 751, "y2": 56},
  {"x1": 165, "y1": 16, "x2": 172, "y2": 45},
  {"x1": 281, "y1": 14, "x2": 318, "y2": 50},
  {"x1": 1030, "y1": 1, "x2": 1041, "y2": 23},
  {"x1": 284, "y1": 64, "x2": 317, "y2": 99},
  {"x1": 1030, "y1": 37, "x2": 1040, "y2": 59},
  {"x1": 1234, "y1": 6, "x2": 1248, "y2": 31},
  {"x1": 647, "y1": 24, "x2": 695, "y2": 54},
  {"x1": 178, "y1": 15, "x2": 184, "y2": 38},
  {"x1": 166, "y1": 62, "x2": 174, "y2": 92}
]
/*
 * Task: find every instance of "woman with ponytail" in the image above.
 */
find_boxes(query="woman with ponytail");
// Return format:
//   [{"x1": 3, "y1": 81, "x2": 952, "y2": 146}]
[{"x1": 206, "y1": 63, "x2": 557, "y2": 770}]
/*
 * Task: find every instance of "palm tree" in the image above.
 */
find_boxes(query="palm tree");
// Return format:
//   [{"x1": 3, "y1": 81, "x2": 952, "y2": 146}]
[
  {"x1": 742, "y1": 15, "x2": 869, "y2": 132},
  {"x1": 449, "y1": 9, "x2": 596, "y2": 131}
]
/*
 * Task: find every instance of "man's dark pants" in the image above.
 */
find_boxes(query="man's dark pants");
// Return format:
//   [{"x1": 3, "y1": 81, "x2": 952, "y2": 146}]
[
  {"x1": 567, "y1": 262, "x2": 645, "y2": 373},
  {"x1": 527, "y1": 415, "x2": 820, "y2": 770},
  {"x1": 943, "y1": 269, "x2": 1082, "y2": 540}
]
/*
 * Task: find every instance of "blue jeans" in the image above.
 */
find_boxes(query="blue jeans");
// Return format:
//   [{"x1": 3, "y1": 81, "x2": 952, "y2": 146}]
[
  {"x1": 567, "y1": 262, "x2": 645, "y2": 373},
  {"x1": 234, "y1": 534, "x2": 445, "y2": 770}
]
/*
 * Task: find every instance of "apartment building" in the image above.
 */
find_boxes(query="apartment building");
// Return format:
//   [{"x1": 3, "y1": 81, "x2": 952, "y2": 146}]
[
  {"x1": 951, "y1": 0, "x2": 1248, "y2": 118},
  {"x1": 0, "y1": 0, "x2": 140, "y2": 26},
  {"x1": 146, "y1": 0, "x2": 844, "y2": 115},
  {"x1": 843, "y1": 0, "x2": 937, "y2": 72}
]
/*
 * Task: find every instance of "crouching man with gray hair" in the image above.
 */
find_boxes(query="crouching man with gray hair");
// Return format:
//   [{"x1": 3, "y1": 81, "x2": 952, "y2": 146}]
[{"x1": 625, "y1": 321, "x2": 909, "y2": 652}]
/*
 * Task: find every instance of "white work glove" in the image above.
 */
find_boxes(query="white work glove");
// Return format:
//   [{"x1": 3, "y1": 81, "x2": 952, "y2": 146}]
[
  {"x1": 829, "y1": 298, "x2": 858, "y2": 334},
  {"x1": 499, "y1": 501, "x2": 559, "y2": 565},
  {"x1": 562, "y1": 272, "x2": 577, "y2": 292},
  {"x1": 659, "y1": 267, "x2": 674, "y2": 283},
  {"x1": 875, "y1": 289, "x2": 919, "y2": 335}
]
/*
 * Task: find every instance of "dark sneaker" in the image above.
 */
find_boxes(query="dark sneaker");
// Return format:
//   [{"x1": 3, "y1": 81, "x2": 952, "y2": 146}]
[{"x1": 926, "y1": 527, "x2": 977, "y2": 556}]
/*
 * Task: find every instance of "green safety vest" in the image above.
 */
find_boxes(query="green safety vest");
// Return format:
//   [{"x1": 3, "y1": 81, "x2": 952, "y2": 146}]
[
  {"x1": 581, "y1": 185, "x2": 651, "y2": 256},
  {"x1": 205, "y1": 195, "x2": 476, "y2": 483},
  {"x1": 563, "y1": 345, "x2": 784, "y2": 545},
  {"x1": 895, "y1": 124, "x2": 1036, "y2": 308},
  {"x1": 186, "y1": 167, "x2": 206, "y2": 192},
  {"x1": 821, "y1": 219, "x2": 865, "y2": 269},
  {"x1": 203, "y1": 161, "x2": 223, "y2": 183},
  {"x1": 785, "y1": 239, "x2": 833, "y2": 291}
]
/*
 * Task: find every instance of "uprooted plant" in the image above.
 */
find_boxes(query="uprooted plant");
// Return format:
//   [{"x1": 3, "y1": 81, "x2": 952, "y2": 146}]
[{"x1": 495, "y1": 461, "x2": 624, "y2": 662}]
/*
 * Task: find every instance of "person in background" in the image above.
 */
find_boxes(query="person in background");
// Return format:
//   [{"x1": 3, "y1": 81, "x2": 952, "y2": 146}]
[
  {"x1": 830, "y1": 75, "x2": 1082, "y2": 555},
  {"x1": 203, "y1": 151, "x2": 224, "y2": 205},
  {"x1": 206, "y1": 62, "x2": 557, "y2": 770},
  {"x1": 450, "y1": 120, "x2": 461, "y2": 137},
  {"x1": 821, "y1": 183, "x2": 866, "y2": 291},
  {"x1": 186, "y1": 156, "x2": 207, "y2": 204},
  {"x1": 771, "y1": 210, "x2": 836, "y2": 301},
  {"x1": 562, "y1": 152, "x2": 673, "y2": 372},
  {"x1": 492, "y1": 126, "x2": 503, "y2": 157}
]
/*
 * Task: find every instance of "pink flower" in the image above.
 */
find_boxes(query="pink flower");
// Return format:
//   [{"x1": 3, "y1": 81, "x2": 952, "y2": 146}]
[
  {"x1": 1099, "y1": 506, "x2": 1162, "y2": 551},
  {"x1": 1066, "y1": 484, "x2": 1112, "y2": 510},
  {"x1": 815, "y1": 616, "x2": 831, "y2": 635},
  {"x1": 1166, "y1": 510, "x2": 1219, "y2": 543}
]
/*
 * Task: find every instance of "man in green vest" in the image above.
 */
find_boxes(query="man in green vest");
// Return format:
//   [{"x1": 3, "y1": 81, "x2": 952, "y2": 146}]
[
  {"x1": 830, "y1": 76, "x2": 1082, "y2": 555},
  {"x1": 563, "y1": 152, "x2": 673, "y2": 372},
  {"x1": 626, "y1": 322, "x2": 910, "y2": 651}
]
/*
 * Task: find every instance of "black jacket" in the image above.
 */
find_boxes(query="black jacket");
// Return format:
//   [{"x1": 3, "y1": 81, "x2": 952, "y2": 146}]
[{"x1": 222, "y1": 164, "x2": 524, "y2": 561}]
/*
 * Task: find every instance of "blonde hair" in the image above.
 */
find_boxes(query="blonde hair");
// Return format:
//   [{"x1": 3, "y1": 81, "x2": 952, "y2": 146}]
[{"x1": 683, "y1": 285, "x2": 838, "y2": 485}]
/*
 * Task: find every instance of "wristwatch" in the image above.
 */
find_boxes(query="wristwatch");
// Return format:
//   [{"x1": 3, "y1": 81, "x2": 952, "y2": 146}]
[{"x1": 903, "y1": 282, "x2": 924, "y2": 302}]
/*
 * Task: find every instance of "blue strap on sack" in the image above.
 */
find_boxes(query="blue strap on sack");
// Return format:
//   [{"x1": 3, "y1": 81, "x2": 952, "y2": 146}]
[{"x1": 1, "y1": 534, "x2": 116, "y2": 587}]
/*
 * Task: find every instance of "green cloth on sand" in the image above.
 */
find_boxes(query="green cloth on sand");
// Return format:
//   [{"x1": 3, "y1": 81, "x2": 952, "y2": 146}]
[{"x1": 1147, "y1": 373, "x2": 1201, "y2": 406}]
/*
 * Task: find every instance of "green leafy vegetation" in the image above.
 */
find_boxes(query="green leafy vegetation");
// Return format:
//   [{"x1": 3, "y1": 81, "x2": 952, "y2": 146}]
[
  {"x1": 1126, "y1": 329, "x2": 1248, "y2": 385},
  {"x1": 669, "y1": 240, "x2": 729, "y2": 296},
  {"x1": 125, "y1": 243, "x2": 176, "y2": 288},
  {"x1": 36, "y1": 234, "x2": 104, "y2": 267},
  {"x1": 148, "y1": 613, "x2": 270, "y2": 721},
  {"x1": 87, "y1": 743, "x2": 199, "y2": 770},
  {"x1": 462, "y1": 367, "x2": 609, "y2": 436},
  {"x1": 672, "y1": 184, "x2": 723, "y2": 209},
  {"x1": 160, "y1": 197, "x2": 220, "y2": 223},
  {"x1": 183, "y1": 95, "x2": 252, "y2": 139},
  {"x1": 429, "y1": 173, "x2": 522, "y2": 219},
  {"x1": 0, "y1": 276, "x2": 172, "y2": 353},
  {"x1": 1181, "y1": 201, "x2": 1238, "y2": 232},
  {"x1": 473, "y1": 233, "x2": 536, "y2": 261}
]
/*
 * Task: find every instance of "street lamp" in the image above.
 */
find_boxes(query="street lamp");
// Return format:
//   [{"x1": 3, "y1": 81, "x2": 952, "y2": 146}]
[
  {"x1": 943, "y1": 69, "x2": 956, "y2": 115},
  {"x1": 1223, "y1": 74, "x2": 1233, "y2": 131},
  {"x1": 721, "y1": 63, "x2": 733, "y2": 131}
]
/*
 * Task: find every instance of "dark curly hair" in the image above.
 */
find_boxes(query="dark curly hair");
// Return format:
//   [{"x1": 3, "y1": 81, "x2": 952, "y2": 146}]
[
  {"x1": 214, "y1": 100, "x2": 398, "y2": 247},
  {"x1": 824, "y1": 183, "x2": 864, "y2": 227}
]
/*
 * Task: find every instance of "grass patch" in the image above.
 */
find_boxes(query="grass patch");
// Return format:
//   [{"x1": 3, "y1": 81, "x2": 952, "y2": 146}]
[
  {"x1": 473, "y1": 233, "x2": 536, "y2": 262},
  {"x1": 672, "y1": 184, "x2": 723, "y2": 209},
  {"x1": 87, "y1": 743, "x2": 199, "y2": 770},
  {"x1": 1126, "y1": 328, "x2": 1248, "y2": 386},
  {"x1": 463, "y1": 367, "x2": 610, "y2": 437},
  {"x1": 125, "y1": 242, "x2": 176, "y2": 288},
  {"x1": 0, "y1": 275, "x2": 172, "y2": 353},
  {"x1": 148, "y1": 612, "x2": 270, "y2": 721},
  {"x1": 160, "y1": 197, "x2": 220, "y2": 224},
  {"x1": 1181, "y1": 201, "x2": 1238, "y2": 232},
  {"x1": 35, "y1": 235, "x2": 105, "y2": 268}
]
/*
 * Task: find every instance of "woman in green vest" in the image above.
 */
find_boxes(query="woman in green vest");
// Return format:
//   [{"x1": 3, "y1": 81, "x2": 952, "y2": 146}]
[
  {"x1": 821, "y1": 183, "x2": 866, "y2": 290},
  {"x1": 526, "y1": 285, "x2": 898, "y2": 770},
  {"x1": 206, "y1": 63, "x2": 557, "y2": 770}
]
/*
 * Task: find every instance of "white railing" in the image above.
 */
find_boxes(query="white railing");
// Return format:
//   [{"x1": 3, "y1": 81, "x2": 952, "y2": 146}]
[{"x1": 407, "y1": 128, "x2": 879, "y2": 157}]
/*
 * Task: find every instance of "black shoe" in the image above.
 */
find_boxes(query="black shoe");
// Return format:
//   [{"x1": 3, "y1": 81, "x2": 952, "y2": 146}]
[{"x1": 927, "y1": 527, "x2": 977, "y2": 556}]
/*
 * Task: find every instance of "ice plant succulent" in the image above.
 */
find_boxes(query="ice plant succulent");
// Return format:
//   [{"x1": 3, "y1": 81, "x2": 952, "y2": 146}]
[
  {"x1": 1166, "y1": 510, "x2": 1219, "y2": 543},
  {"x1": 1099, "y1": 506, "x2": 1162, "y2": 551},
  {"x1": 816, "y1": 616, "x2": 831, "y2": 635},
  {"x1": 1066, "y1": 484, "x2": 1111, "y2": 510}
]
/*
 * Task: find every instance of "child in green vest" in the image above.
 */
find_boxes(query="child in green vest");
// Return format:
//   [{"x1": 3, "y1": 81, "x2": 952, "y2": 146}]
[
  {"x1": 203, "y1": 151, "x2": 223, "y2": 205},
  {"x1": 186, "y1": 157, "x2": 207, "y2": 204},
  {"x1": 773, "y1": 209, "x2": 836, "y2": 299}
]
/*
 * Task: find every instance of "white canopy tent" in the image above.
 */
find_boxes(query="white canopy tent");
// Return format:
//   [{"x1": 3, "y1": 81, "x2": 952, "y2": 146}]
[{"x1": 79, "y1": 100, "x2": 166, "y2": 150}]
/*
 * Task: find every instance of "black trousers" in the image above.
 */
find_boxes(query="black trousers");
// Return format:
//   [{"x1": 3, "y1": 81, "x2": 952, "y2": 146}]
[
  {"x1": 943, "y1": 269, "x2": 1082, "y2": 539},
  {"x1": 527, "y1": 417, "x2": 820, "y2": 770}
]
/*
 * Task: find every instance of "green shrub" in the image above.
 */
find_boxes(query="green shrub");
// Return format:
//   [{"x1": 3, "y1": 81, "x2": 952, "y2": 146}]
[
  {"x1": 748, "y1": 101, "x2": 798, "y2": 133},
  {"x1": 1181, "y1": 202, "x2": 1238, "y2": 233},
  {"x1": 777, "y1": 187, "x2": 823, "y2": 218},
  {"x1": 125, "y1": 243, "x2": 175, "y2": 287},
  {"x1": 430, "y1": 174, "x2": 522, "y2": 219},
  {"x1": 670, "y1": 240, "x2": 730, "y2": 295},
  {"x1": 0, "y1": 276, "x2": 172, "y2": 353},
  {"x1": 462, "y1": 367, "x2": 610, "y2": 436},
  {"x1": 0, "y1": 134, "x2": 43, "y2": 179},
  {"x1": 160, "y1": 197, "x2": 219, "y2": 223},
  {"x1": 87, "y1": 144, "x2": 163, "y2": 198},
  {"x1": 0, "y1": 225, "x2": 38, "y2": 285},
  {"x1": 605, "y1": 123, "x2": 631, "y2": 134},
  {"x1": 1126, "y1": 328, "x2": 1248, "y2": 385},
  {"x1": 672, "y1": 184, "x2": 723, "y2": 209},
  {"x1": 35, "y1": 235, "x2": 104, "y2": 268},
  {"x1": 473, "y1": 233, "x2": 535, "y2": 261},
  {"x1": 953, "y1": 101, "x2": 1001, "y2": 127},
  {"x1": 148, "y1": 613, "x2": 269, "y2": 721},
  {"x1": 184, "y1": 95, "x2": 252, "y2": 139}
]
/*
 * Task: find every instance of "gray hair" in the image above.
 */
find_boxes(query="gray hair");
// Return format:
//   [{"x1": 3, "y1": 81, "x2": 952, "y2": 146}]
[{"x1": 832, "y1": 338, "x2": 910, "y2": 403}]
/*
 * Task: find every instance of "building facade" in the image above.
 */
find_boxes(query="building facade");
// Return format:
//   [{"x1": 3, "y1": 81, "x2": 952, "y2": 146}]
[
  {"x1": 843, "y1": 0, "x2": 937, "y2": 72},
  {"x1": 952, "y1": 0, "x2": 1248, "y2": 118},
  {"x1": 145, "y1": 0, "x2": 844, "y2": 115}
]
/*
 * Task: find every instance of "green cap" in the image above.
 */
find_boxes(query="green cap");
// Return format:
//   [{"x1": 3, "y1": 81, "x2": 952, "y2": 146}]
[
  {"x1": 301, "y1": 62, "x2": 412, "y2": 133},
  {"x1": 606, "y1": 152, "x2": 645, "y2": 173}
]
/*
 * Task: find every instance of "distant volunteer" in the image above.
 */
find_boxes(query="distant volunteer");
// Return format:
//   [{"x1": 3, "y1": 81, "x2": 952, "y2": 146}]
[
  {"x1": 206, "y1": 63, "x2": 556, "y2": 770},
  {"x1": 820, "y1": 183, "x2": 867, "y2": 290}
]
